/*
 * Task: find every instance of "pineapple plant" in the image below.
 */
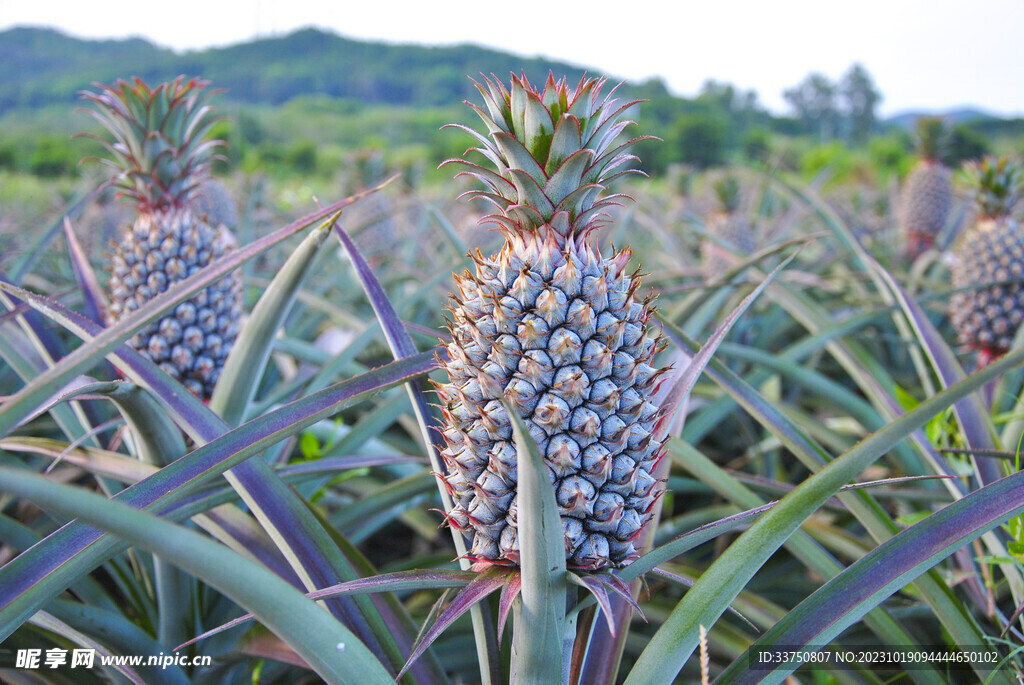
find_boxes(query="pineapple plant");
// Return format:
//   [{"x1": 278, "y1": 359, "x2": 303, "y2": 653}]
[
  {"x1": 898, "y1": 116, "x2": 952, "y2": 257},
  {"x1": 949, "y1": 156, "x2": 1024, "y2": 366},
  {"x1": 80, "y1": 76, "x2": 242, "y2": 399},
  {"x1": 436, "y1": 73, "x2": 668, "y2": 570},
  {"x1": 700, "y1": 174, "x2": 755, "y2": 280}
]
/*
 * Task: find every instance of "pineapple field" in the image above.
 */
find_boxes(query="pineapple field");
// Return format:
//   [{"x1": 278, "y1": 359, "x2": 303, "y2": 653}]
[{"x1": 5, "y1": 38, "x2": 1024, "y2": 685}]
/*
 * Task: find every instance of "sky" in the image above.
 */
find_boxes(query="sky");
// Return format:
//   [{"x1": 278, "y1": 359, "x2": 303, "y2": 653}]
[{"x1": 1, "y1": 0, "x2": 1022, "y2": 117}]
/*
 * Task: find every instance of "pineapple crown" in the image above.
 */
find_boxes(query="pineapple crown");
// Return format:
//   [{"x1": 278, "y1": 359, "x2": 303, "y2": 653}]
[
  {"x1": 914, "y1": 116, "x2": 948, "y2": 163},
  {"x1": 79, "y1": 76, "x2": 225, "y2": 213},
  {"x1": 712, "y1": 176, "x2": 741, "y2": 213},
  {"x1": 443, "y1": 72, "x2": 651, "y2": 240},
  {"x1": 966, "y1": 155, "x2": 1021, "y2": 219}
]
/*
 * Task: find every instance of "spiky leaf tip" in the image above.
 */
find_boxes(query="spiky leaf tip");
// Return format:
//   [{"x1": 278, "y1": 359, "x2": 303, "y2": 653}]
[
  {"x1": 914, "y1": 116, "x2": 949, "y2": 163},
  {"x1": 966, "y1": 155, "x2": 1022, "y2": 219},
  {"x1": 79, "y1": 75, "x2": 225, "y2": 213},
  {"x1": 447, "y1": 72, "x2": 650, "y2": 236}
]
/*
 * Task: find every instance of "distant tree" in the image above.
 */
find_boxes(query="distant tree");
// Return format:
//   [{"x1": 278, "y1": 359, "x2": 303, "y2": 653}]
[
  {"x1": 783, "y1": 72, "x2": 839, "y2": 140},
  {"x1": 0, "y1": 141, "x2": 17, "y2": 171},
  {"x1": 675, "y1": 113, "x2": 727, "y2": 169},
  {"x1": 698, "y1": 80, "x2": 738, "y2": 113},
  {"x1": 946, "y1": 124, "x2": 990, "y2": 166},
  {"x1": 742, "y1": 126, "x2": 772, "y2": 163},
  {"x1": 28, "y1": 136, "x2": 76, "y2": 178},
  {"x1": 839, "y1": 64, "x2": 881, "y2": 143},
  {"x1": 698, "y1": 80, "x2": 765, "y2": 136},
  {"x1": 287, "y1": 141, "x2": 318, "y2": 174}
]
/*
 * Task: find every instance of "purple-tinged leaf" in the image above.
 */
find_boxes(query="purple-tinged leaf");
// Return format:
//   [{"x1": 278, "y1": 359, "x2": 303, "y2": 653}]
[
  {"x1": 211, "y1": 210, "x2": 340, "y2": 426},
  {"x1": 716, "y1": 469, "x2": 1024, "y2": 684},
  {"x1": 0, "y1": 466, "x2": 395, "y2": 685},
  {"x1": 0, "y1": 345, "x2": 441, "y2": 643},
  {"x1": 497, "y1": 571, "x2": 522, "y2": 644},
  {"x1": 0, "y1": 189, "x2": 366, "y2": 439},
  {"x1": 333, "y1": 205, "x2": 466, "y2": 674},
  {"x1": 8, "y1": 182, "x2": 104, "y2": 284},
  {"x1": 597, "y1": 573, "x2": 645, "y2": 621},
  {"x1": 0, "y1": 269, "x2": 70, "y2": 365},
  {"x1": 655, "y1": 247, "x2": 803, "y2": 444},
  {"x1": 865, "y1": 250, "x2": 1002, "y2": 484},
  {"x1": 939, "y1": 447, "x2": 1017, "y2": 460},
  {"x1": 623, "y1": 345, "x2": 1024, "y2": 685},
  {"x1": 279, "y1": 454, "x2": 423, "y2": 475},
  {"x1": 618, "y1": 502, "x2": 777, "y2": 586},
  {"x1": 648, "y1": 568, "x2": 755, "y2": 632},
  {"x1": 333, "y1": 220, "x2": 446, "y2": 463},
  {"x1": 177, "y1": 568, "x2": 477, "y2": 650},
  {"x1": 439, "y1": 122, "x2": 504, "y2": 166},
  {"x1": 398, "y1": 565, "x2": 512, "y2": 679},
  {"x1": 62, "y1": 217, "x2": 107, "y2": 326},
  {"x1": 9, "y1": 375, "x2": 106, "y2": 430},
  {"x1": 0, "y1": 281, "x2": 446, "y2": 657},
  {"x1": 445, "y1": 156, "x2": 516, "y2": 196},
  {"x1": 568, "y1": 574, "x2": 617, "y2": 636}
]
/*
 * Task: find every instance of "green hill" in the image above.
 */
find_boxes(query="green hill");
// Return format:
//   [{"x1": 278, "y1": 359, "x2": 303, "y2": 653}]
[{"x1": 0, "y1": 25, "x2": 663, "y2": 112}]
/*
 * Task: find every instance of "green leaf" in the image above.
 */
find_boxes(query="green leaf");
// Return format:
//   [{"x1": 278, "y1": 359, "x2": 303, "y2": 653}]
[
  {"x1": 0, "y1": 195, "x2": 355, "y2": 438},
  {"x1": 716, "y1": 470, "x2": 1024, "y2": 684},
  {"x1": 211, "y1": 209, "x2": 340, "y2": 425},
  {"x1": 622, "y1": 346, "x2": 1024, "y2": 685},
  {"x1": 507, "y1": 401, "x2": 567, "y2": 685},
  {"x1": 0, "y1": 467, "x2": 395, "y2": 685},
  {"x1": 300, "y1": 431, "x2": 321, "y2": 459}
]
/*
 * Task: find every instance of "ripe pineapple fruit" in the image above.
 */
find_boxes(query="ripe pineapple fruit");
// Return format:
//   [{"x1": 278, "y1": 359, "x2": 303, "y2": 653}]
[
  {"x1": 949, "y1": 156, "x2": 1024, "y2": 366},
  {"x1": 81, "y1": 77, "x2": 242, "y2": 399},
  {"x1": 701, "y1": 175, "x2": 755, "y2": 280},
  {"x1": 436, "y1": 74, "x2": 667, "y2": 570},
  {"x1": 899, "y1": 116, "x2": 952, "y2": 257}
]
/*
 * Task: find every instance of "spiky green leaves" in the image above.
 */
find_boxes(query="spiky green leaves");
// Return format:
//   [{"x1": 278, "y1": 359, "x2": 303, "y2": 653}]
[
  {"x1": 79, "y1": 76, "x2": 224, "y2": 213},
  {"x1": 967, "y1": 155, "x2": 1021, "y2": 219},
  {"x1": 914, "y1": 116, "x2": 949, "y2": 163},
  {"x1": 444, "y1": 73, "x2": 647, "y2": 237}
]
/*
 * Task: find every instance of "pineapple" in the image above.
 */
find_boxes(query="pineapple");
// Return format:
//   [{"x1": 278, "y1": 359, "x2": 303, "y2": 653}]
[
  {"x1": 899, "y1": 116, "x2": 952, "y2": 257},
  {"x1": 949, "y1": 156, "x2": 1024, "y2": 366},
  {"x1": 701, "y1": 175, "x2": 755, "y2": 280},
  {"x1": 436, "y1": 74, "x2": 667, "y2": 570},
  {"x1": 81, "y1": 77, "x2": 242, "y2": 399}
]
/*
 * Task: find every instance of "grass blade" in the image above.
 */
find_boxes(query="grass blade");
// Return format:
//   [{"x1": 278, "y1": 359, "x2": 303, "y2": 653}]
[
  {"x1": 210, "y1": 210, "x2": 340, "y2": 425},
  {"x1": 717, "y1": 470, "x2": 1024, "y2": 684},
  {"x1": 622, "y1": 346, "x2": 1024, "y2": 685},
  {"x1": 0, "y1": 467, "x2": 396, "y2": 685}
]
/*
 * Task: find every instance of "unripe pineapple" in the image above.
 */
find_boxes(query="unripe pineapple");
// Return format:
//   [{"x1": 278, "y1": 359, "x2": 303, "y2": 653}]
[
  {"x1": 81, "y1": 77, "x2": 242, "y2": 399},
  {"x1": 949, "y1": 156, "x2": 1024, "y2": 366},
  {"x1": 436, "y1": 74, "x2": 668, "y2": 570},
  {"x1": 701, "y1": 175, "x2": 755, "y2": 280},
  {"x1": 899, "y1": 116, "x2": 952, "y2": 257}
]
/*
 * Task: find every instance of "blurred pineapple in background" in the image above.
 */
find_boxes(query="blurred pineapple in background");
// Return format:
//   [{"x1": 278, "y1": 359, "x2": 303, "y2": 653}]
[
  {"x1": 701, "y1": 175, "x2": 756, "y2": 281},
  {"x1": 81, "y1": 76, "x2": 242, "y2": 399},
  {"x1": 899, "y1": 116, "x2": 952, "y2": 258},
  {"x1": 949, "y1": 156, "x2": 1024, "y2": 367}
]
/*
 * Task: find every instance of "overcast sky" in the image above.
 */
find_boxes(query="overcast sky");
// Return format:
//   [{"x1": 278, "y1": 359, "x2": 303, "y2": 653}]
[{"x1": 2, "y1": 0, "x2": 1021, "y2": 117}]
